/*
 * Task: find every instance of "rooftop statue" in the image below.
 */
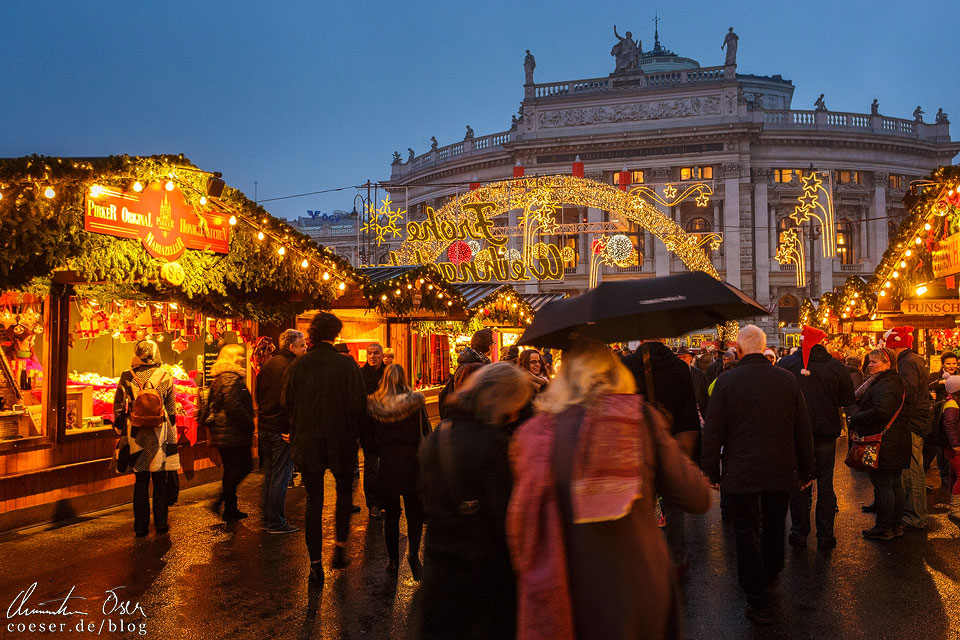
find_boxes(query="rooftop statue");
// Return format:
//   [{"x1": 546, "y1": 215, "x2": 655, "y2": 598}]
[
  {"x1": 611, "y1": 26, "x2": 640, "y2": 73},
  {"x1": 721, "y1": 27, "x2": 738, "y2": 66},
  {"x1": 407, "y1": 148, "x2": 415, "y2": 161},
  {"x1": 914, "y1": 106, "x2": 924, "y2": 123},
  {"x1": 871, "y1": 98, "x2": 879, "y2": 115},
  {"x1": 937, "y1": 108, "x2": 950, "y2": 124},
  {"x1": 465, "y1": 125, "x2": 475, "y2": 140},
  {"x1": 814, "y1": 94, "x2": 827, "y2": 112},
  {"x1": 524, "y1": 49, "x2": 536, "y2": 85},
  {"x1": 430, "y1": 136, "x2": 438, "y2": 151}
]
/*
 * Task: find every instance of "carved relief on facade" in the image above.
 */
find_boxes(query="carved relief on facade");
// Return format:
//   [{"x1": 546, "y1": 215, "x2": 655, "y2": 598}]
[
  {"x1": 649, "y1": 166, "x2": 675, "y2": 182},
  {"x1": 753, "y1": 167, "x2": 774, "y2": 185},
  {"x1": 536, "y1": 96, "x2": 721, "y2": 129},
  {"x1": 872, "y1": 172, "x2": 889, "y2": 188},
  {"x1": 721, "y1": 162, "x2": 742, "y2": 179}
]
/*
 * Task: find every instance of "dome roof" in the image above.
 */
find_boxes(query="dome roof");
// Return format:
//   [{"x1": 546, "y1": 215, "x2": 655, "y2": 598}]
[{"x1": 639, "y1": 28, "x2": 700, "y2": 72}]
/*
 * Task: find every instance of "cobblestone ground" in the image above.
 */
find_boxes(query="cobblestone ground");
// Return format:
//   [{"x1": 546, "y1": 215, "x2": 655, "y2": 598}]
[{"x1": 1, "y1": 443, "x2": 959, "y2": 639}]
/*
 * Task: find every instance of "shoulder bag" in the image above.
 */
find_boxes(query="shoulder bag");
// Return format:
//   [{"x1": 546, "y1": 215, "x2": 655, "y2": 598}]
[{"x1": 844, "y1": 391, "x2": 904, "y2": 472}]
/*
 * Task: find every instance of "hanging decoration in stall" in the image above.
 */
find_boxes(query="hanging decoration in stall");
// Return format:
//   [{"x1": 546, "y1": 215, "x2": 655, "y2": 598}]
[{"x1": 470, "y1": 287, "x2": 535, "y2": 326}]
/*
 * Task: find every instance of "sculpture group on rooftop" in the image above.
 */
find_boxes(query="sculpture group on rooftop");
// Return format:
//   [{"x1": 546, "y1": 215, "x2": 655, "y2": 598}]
[{"x1": 611, "y1": 26, "x2": 641, "y2": 73}]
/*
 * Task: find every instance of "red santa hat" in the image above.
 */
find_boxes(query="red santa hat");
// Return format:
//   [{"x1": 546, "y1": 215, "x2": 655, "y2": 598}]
[
  {"x1": 883, "y1": 326, "x2": 914, "y2": 350},
  {"x1": 800, "y1": 325, "x2": 828, "y2": 376}
]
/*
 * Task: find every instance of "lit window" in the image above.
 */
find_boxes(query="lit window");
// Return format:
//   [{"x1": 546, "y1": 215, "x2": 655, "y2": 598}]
[
  {"x1": 777, "y1": 217, "x2": 794, "y2": 247},
  {"x1": 835, "y1": 171, "x2": 860, "y2": 185},
  {"x1": 888, "y1": 175, "x2": 902, "y2": 189},
  {"x1": 775, "y1": 169, "x2": 799, "y2": 183},
  {"x1": 680, "y1": 167, "x2": 713, "y2": 181},
  {"x1": 836, "y1": 218, "x2": 854, "y2": 265},
  {"x1": 612, "y1": 170, "x2": 645, "y2": 185}
]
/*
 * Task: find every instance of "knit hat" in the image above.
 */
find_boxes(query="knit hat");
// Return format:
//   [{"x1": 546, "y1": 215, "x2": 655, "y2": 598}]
[
  {"x1": 946, "y1": 375, "x2": 960, "y2": 396},
  {"x1": 800, "y1": 325, "x2": 828, "y2": 376},
  {"x1": 883, "y1": 326, "x2": 914, "y2": 350}
]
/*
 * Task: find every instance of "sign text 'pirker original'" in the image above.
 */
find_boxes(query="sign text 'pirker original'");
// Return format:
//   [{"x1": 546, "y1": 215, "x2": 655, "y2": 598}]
[
  {"x1": 899, "y1": 299, "x2": 960, "y2": 315},
  {"x1": 84, "y1": 182, "x2": 230, "y2": 261}
]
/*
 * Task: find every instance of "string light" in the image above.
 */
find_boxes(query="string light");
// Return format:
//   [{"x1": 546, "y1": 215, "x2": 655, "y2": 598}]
[
  {"x1": 322, "y1": 272, "x2": 330, "y2": 281},
  {"x1": 257, "y1": 231, "x2": 265, "y2": 240},
  {"x1": 89, "y1": 184, "x2": 103, "y2": 197},
  {"x1": 133, "y1": 181, "x2": 143, "y2": 192},
  {"x1": 165, "y1": 180, "x2": 174, "y2": 191},
  {"x1": 228, "y1": 215, "x2": 237, "y2": 226},
  {"x1": 300, "y1": 259, "x2": 309, "y2": 268},
  {"x1": 338, "y1": 282, "x2": 346, "y2": 291},
  {"x1": 199, "y1": 196, "x2": 207, "y2": 205},
  {"x1": 278, "y1": 246, "x2": 285, "y2": 256},
  {"x1": 44, "y1": 187, "x2": 55, "y2": 198}
]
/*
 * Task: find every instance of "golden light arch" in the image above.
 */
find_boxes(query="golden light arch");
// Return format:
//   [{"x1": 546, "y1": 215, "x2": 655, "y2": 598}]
[{"x1": 394, "y1": 175, "x2": 719, "y2": 279}]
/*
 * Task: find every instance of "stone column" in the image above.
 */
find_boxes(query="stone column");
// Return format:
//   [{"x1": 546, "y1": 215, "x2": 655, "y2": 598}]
[
  {"x1": 655, "y1": 200, "x2": 672, "y2": 277},
  {"x1": 871, "y1": 173, "x2": 889, "y2": 271},
  {"x1": 587, "y1": 207, "x2": 602, "y2": 276},
  {"x1": 722, "y1": 163, "x2": 742, "y2": 288},
  {"x1": 753, "y1": 169, "x2": 772, "y2": 304}
]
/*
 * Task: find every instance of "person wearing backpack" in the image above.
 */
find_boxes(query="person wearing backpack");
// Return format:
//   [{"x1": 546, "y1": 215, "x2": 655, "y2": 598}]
[
  {"x1": 113, "y1": 340, "x2": 179, "y2": 537},
  {"x1": 202, "y1": 344, "x2": 256, "y2": 521}
]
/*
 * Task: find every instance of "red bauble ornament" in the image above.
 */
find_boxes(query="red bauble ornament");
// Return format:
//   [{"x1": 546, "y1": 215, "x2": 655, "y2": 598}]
[
  {"x1": 447, "y1": 240, "x2": 472, "y2": 264},
  {"x1": 591, "y1": 239, "x2": 605, "y2": 255}
]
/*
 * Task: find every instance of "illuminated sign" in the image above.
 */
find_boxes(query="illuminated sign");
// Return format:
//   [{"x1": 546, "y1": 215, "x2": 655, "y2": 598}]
[
  {"x1": 85, "y1": 182, "x2": 230, "y2": 261},
  {"x1": 900, "y1": 299, "x2": 960, "y2": 315},
  {"x1": 933, "y1": 232, "x2": 960, "y2": 278}
]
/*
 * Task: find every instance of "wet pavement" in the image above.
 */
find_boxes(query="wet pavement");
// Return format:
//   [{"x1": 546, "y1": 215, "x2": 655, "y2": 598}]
[{"x1": 1, "y1": 441, "x2": 958, "y2": 639}]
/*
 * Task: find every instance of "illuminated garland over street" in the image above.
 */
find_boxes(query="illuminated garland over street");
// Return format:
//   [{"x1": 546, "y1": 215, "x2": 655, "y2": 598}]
[
  {"x1": 469, "y1": 287, "x2": 535, "y2": 326},
  {"x1": 394, "y1": 175, "x2": 719, "y2": 279},
  {"x1": 360, "y1": 265, "x2": 466, "y2": 316}
]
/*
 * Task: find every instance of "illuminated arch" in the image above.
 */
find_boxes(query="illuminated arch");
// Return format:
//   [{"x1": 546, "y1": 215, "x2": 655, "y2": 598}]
[{"x1": 394, "y1": 175, "x2": 719, "y2": 279}]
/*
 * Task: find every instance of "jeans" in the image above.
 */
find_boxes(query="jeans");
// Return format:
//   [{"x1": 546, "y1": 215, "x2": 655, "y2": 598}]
[
  {"x1": 727, "y1": 491, "x2": 790, "y2": 609},
  {"x1": 302, "y1": 469, "x2": 354, "y2": 563},
  {"x1": 133, "y1": 471, "x2": 168, "y2": 534},
  {"x1": 901, "y1": 433, "x2": 927, "y2": 527},
  {"x1": 790, "y1": 439, "x2": 838, "y2": 541},
  {"x1": 260, "y1": 431, "x2": 295, "y2": 529},
  {"x1": 362, "y1": 448, "x2": 380, "y2": 509},
  {"x1": 869, "y1": 468, "x2": 905, "y2": 530},
  {"x1": 662, "y1": 497, "x2": 687, "y2": 567},
  {"x1": 217, "y1": 445, "x2": 253, "y2": 514},
  {"x1": 382, "y1": 487, "x2": 424, "y2": 564}
]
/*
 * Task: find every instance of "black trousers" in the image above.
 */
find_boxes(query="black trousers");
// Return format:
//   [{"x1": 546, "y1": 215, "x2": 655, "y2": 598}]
[
  {"x1": 789, "y1": 439, "x2": 837, "y2": 541},
  {"x1": 302, "y1": 469, "x2": 354, "y2": 563},
  {"x1": 382, "y1": 486, "x2": 424, "y2": 564},
  {"x1": 727, "y1": 491, "x2": 790, "y2": 608},
  {"x1": 133, "y1": 471, "x2": 168, "y2": 534},
  {"x1": 217, "y1": 445, "x2": 252, "y2": 513}
]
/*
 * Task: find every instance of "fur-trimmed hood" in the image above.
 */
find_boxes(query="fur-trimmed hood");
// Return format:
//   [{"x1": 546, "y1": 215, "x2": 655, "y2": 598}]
[
  {"x1": 367, "y1": 391, "x2": 425, "y2": 423},
  {"x1": 211, "y1": 362, "x2": 246, "y2": 378}
]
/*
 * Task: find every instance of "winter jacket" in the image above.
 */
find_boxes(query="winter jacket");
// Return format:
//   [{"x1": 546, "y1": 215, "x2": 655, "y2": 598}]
[
  {"x1": 940, "y1": 396, "x2": 960, "y2": 449},
  {"x1": 437, "y1": 347, "x2": 491, "y2": 419},
  {"x1": 622, "y1": 342, "x2": 700, "y2": 435},
  {"x1": 848, "y1": 370, "x2": 912, "y2": 470},
  {"x1": 689, "y1": 365, "x2": 709, "y2": 417},
  {"x1": 778, "y1": 344, "x2": 855, "y2": 441},
  {"x1": 361, "y1": 362, "x2": 385, "y2": 395},
  {"x1": 367, "y1": 391, "x2": 430, "y2": 494},
  {"x1": 702, "y1": 353, "x2": 815, "y2": 493},
  {"x1": 283, "y1": 342, "x2": 366, "y2": 475},
  {"x1": 897, "y1": 349, "x2": 932, "y2": 437},
  {"x1": 204, "y1": 366, "x2": 255, "y2": 448},
  {"x1": 255, "y1": 349, "x2": 297, "y2": 433}
]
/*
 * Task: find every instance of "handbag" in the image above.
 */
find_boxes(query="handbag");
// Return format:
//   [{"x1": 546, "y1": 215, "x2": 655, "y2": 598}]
[{"x1": 845, "y1": 391, "x2": 904, "y2": 472}]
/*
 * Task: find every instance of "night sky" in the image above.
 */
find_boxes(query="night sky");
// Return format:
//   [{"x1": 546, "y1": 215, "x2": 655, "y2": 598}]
[{"x1": 2, "y1": 0, "x2": 957, "y2": 220}]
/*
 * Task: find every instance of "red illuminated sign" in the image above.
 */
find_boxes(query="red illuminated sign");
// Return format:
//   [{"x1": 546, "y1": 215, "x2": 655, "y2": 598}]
[{"x1": 84, "y1": 182, "x2": 230, "y2": 261}]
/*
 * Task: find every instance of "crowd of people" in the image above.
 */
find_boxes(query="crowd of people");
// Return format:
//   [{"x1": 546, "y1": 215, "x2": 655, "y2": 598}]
[{"x1": 110, "y1": 314, "x2": 960, "y2": 637}]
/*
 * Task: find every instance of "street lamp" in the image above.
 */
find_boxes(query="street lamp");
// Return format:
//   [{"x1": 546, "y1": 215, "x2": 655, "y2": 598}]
[{"x1": 352, "y1": 189, "x2": 371, "y2": 266}]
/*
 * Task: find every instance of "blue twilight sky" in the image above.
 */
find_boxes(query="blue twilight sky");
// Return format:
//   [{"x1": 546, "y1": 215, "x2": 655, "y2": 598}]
[{"x1": 2, "y1": 0, "x2": 958, "y2": 221}]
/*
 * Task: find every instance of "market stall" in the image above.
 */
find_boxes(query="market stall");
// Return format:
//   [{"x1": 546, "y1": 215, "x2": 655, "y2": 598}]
[{"x1": 0, "y1": 154, "x2": 359, "y2": 531}]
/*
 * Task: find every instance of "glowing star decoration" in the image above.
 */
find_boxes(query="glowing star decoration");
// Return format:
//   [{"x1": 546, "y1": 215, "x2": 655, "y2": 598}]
[
  {"x1": 447, "y1": 240, "x2": 472, "y2": 264},
  {"x1": 663, "y1": 184, "x2": 678, "y2": 200},
  {"x1": 171, "y1": 335, "x2": 189, "y2": 354},
  {"x1": 628, "y1": 182, "x2": 713, "y2": 209},
  {"x1": 360, "y1": 197, "x2": 406, "y2": 246},
  {"x1": 789, "y1": 171, "x2": 836, "y2": 258},
  {"x1": 695, "y1": 192, "x2": 710, "y2": 207},
  {"x1": 775, "y1": 228, "x2": 806, "y2": 287}
]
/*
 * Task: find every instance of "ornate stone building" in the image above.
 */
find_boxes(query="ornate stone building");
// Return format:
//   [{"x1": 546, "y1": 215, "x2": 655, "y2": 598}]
[{"x1": 383, "y1": 28, "x2": 959, "y2": 337}]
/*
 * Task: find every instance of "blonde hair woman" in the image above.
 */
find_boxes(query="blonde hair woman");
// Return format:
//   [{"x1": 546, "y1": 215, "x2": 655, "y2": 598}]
[
  {"x1": 200, "y1": 344, "x2": 255, "y2": 521},
  {"x1": 507, "y1": 340, "x2": 711, "y2": 640},
  {"x1": 415, "y1": 363, "x2": 533, "y2": 640}
]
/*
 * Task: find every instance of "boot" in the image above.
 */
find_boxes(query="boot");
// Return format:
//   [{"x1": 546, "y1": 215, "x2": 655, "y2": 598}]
[{"x1": 949, "y1": 494, "x2": 960, "y2": 524}]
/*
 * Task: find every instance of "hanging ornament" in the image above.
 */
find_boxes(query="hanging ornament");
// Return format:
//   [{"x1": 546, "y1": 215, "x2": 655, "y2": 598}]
[
  {"x1": 160, "y1": 261, "x2": 186, "y2": 287},
  {"x1": 172, "y1": 336, "x2": 189, "y2": 354},
  {"x1": 467, "y1": 240, "x2": 481, "y2": 254},
  {"x1": 591, "y1": 238, "x2": 606, "y2": 255},
  {"x1": 447, "y1": 240, "x2": 472, "y2": 265},
  {"x1": 605, "y1": 234, "x2": 633, "y2": 262},
  {"x1": 506, "y1": 248, "x2": 522, "y2": 261}
]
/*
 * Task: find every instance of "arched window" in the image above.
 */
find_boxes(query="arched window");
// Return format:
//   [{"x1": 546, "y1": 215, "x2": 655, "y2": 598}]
[
  {"x1": 685, "y1": 217, "x2": 712, "y2": 232},
  {"x1": 836, "y1": 218, "x2": 854, "y2": 265},
  {"x1": 777, "y1": 217, "x2": 795, "y2": 247},
  {"x1": 778, "y1": 294, "x2": 800, "y2": 325}
]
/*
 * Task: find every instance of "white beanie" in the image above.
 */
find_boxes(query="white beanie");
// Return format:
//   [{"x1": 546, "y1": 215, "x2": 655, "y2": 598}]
[{"x1": 946, "y1": 376, "x2": 960, "y2": 396}]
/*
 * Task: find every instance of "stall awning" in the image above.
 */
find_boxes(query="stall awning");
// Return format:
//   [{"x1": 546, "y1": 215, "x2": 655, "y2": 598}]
[
  {"x1": 360, "y1": 266, "x2": 425, "y2": 283},
  {"x1": 455, "y1": 283, "x2": 514, "y2": 309},
  {"x1": 521, "y1": 292, "x2": 567, "y2": 311}
]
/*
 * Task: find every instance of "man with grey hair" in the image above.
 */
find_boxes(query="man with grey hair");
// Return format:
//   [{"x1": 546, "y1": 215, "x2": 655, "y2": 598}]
[
  {"x1": 257, "y1": 328, "x2": 306, "y2": 533},
  {"x1": 702, "y1": 325, "x2": 815, "y2": 626}
]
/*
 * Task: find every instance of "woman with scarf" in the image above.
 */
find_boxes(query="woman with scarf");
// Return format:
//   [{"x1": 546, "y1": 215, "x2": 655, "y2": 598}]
[
  {"x1": 113, "y1": 340, "x2": 179, "y2": 537},
  {"x1": 366, "y1": 364, "x2": 431, "y2": 579},
  {"x1": 507, "y1": 340, "x2": 711, "y2": 640},
  {"x1": 848, "y1": 347, "x2": 912, "y2": 540},
  {"x1": 201, "y1": 344, "x2": 255, "y2": 521},
  {"x1": 415, "y1": 363, "x2": 533, "y2": 640},
  {"x1": 518, "y1": 348, "x2": 549, "y2": 394}
]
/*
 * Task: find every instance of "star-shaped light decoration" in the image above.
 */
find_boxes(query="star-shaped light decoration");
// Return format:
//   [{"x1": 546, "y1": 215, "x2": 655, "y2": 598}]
[
  {"x1": 663, "y1": 184, "x2": 678, "y2": 200},
  {"x1": 695, "y1": 191, "x2": 710, "y2": 207},
  {"x1": 800, "y1": 172, "x2": 823, "y2": 192},
  {"x1": 172, "y1": 336, "x2": 189, "y2": 354},
  {"x1": 360, "y1": 198, "x2": 406, "y2": 246}
]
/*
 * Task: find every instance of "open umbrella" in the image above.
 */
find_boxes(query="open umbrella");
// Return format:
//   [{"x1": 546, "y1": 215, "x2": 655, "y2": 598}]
[{"x1": 519, "y1": 272, "x2": 767, "y2": 349}]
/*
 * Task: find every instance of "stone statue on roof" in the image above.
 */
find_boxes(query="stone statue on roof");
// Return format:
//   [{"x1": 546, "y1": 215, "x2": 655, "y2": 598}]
[
  {"x1": 524, "y1": 49, "x2": 536, "y2": 85},
  {"x1": 871, "y1": 98, "x2": 879, "y2": 115},
  {"x1": 464, "y1": 125, "x2": 474, "y2": 140},
  {"x1": 392, "y1": 151, "x2": 401, "y2": 163},
  {"x1": 407, "y1": 148, "x2": 415, "y2": 161},
  {"x1": 913, "y1": 106, "x2": 924, "y2": 123},
  {"x1": 430, "y1": 136, "x2": 438, "y2": 151},
  {"x1": 814, "y1": 94, "x2": 827, "y2": 112},
  {"x1": 936, "y1": 108, "x2": 950, "y2": 124},
  {"x1": 611, "y1": 26, "x2": 640, "y2": 73},
  {"x1": 721, "y1": 27, "x2": 738, "y2": 66}
]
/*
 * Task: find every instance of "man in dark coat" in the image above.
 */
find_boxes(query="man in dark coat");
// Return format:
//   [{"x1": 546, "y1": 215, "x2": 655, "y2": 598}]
[
  {"x1": 359, "y1": 343, "x2": 385, "y2": 519},
  {"x1": 702, "y1": 325, "x2": 814, "y2": 625},
  {"x1": 884, "y1": 327, "x2": 931, "y2": 529},
  {"x1": 257, "y1": 328, "x2": 306, "y2": 533},
  {"x1": 283, "y1": 312, "x2": 366, "y2": 585},
  {"x1": 437, "y1": 328, "x2": 494, "y2": 419},
  {"x1": 677, "y1": 346, "x2": 709, "y2": 417},
  {"x1": 777, "y1": 326, "x2": 854, "y2": 549},
  {"x1": 623, "y1": 339, "x2": 701, "y2": 575}
]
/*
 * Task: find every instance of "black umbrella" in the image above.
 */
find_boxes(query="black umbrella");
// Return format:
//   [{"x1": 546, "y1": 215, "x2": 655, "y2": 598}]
[{"x1": 519, "y1": 272, "x2": 767, "y2": 350}]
